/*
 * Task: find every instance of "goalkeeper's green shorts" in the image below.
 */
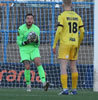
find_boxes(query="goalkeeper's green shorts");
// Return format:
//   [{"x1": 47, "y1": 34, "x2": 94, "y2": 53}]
[{"x1": 20, "y1": 47, "x2": 40, "y2": 62}]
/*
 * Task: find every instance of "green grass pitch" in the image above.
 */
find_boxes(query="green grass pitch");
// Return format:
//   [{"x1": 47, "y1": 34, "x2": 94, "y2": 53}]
[{"x1": 0, "y1": 88, "x2": 98, "y2": 100}]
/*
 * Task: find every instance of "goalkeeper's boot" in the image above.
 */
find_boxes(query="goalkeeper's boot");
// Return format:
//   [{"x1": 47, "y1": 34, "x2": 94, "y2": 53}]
[
  {"x1": 27, "y1": 84, "x2": 31, "y2": 92},
  {"x1": 70, "y1": 89, "x2": 77, "y2": 95},
  {"x1": 58, "y1": 89, "x2": 69, "y2": 95},
  {"x1": 43, "y1": 82, "x2": 49, "y2": 91}
]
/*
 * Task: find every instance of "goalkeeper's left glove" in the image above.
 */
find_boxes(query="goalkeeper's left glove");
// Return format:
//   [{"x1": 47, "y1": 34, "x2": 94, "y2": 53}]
[
  {"x1": 22, "y1": 40, "x2": 29, "y2": 46},
  {"x1": 32, "y1": 37, "x2": 39, "y2": 44},
  {"x1": 27, "y1": 32, "x2": 39, "y2": 44}
]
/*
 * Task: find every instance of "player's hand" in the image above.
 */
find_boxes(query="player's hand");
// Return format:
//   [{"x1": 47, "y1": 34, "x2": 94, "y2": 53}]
[
  {"x1": 32, "y1": 36, "x2": 39, "y2": 44},
  {"x1": 22, "y1": 40, "x2": 30, "y2": 46},
  {"x1": 27, "y1": 31, "x2": 38, "y2": 44},
  {"x1": 53, "y1": 48, "x2": 56, "y2": 54}
]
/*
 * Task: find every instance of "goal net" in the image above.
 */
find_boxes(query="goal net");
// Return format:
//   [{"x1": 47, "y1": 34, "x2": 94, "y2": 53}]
[{"x1": 0, "y1": 0, "x2": 94, "y2": 89}]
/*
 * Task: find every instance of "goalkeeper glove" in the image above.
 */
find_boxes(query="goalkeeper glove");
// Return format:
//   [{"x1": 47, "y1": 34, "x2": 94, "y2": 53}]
[
  {"x1": 22, "y1": 41, "x2": 29, "y2": 46},
  {"x1": 27, "y1": 31, "x2": 39, "y2": 44},
  {"x1": 33, "y1": 37, "x2": 39, "y2": 44}
]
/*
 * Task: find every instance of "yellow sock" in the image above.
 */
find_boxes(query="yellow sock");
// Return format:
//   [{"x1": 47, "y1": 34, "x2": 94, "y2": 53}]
[
  {"x1": 72, "y1": 72, "x2": 78, "y2": 89},
  {"x1": 61, "y1": 74, "x2": 68, "y2": 89}
]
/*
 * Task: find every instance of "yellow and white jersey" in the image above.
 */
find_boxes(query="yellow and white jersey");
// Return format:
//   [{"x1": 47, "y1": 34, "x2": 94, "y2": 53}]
[{"x1": 57, "y1": 11, "x2": 84, "y2": 47}]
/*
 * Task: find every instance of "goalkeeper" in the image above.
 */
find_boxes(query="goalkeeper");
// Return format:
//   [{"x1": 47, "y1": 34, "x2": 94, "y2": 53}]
[
  {"x1": 17, "y1": 13, "x2": 49, "y2": 92},
  {"x1": 53, "y1": 0, "x2": 84, "y2": 95}
]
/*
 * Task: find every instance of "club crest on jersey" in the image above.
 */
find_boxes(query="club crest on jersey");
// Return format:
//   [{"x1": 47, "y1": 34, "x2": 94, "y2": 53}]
[{"x1": 66, "y1": 55, "x2": 69, "y2": 59}]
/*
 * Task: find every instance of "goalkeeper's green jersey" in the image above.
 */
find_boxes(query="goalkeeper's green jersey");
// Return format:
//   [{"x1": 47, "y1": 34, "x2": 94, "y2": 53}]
[{"x1": 17, "y1": 24, "x2": 40, "y2": 52}]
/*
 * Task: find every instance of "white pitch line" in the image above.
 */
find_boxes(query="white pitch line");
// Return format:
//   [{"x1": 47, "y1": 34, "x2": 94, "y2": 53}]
[{"x1": 0, "y1": 94, "x2": 59, "y2": 97}]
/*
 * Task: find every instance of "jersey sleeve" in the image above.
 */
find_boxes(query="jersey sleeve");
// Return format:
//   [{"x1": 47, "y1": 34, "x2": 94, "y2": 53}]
[
  {"x1": 37, "y1": 28, "x2": 40, "y2": 36},
  {"x1": 78, "y1": 16, "x2": 85, "y2": 48},
  {"x1": 37, "y1": 28, "x2": 40, "y2": 46},
  {"x1": 17, "y1": 27, "x2": 24, "y2": 46},
  {"x1": 79, "y1": 16, "x2": 85, "y2": 33},
  {"x1": 53, "y1": 14, "x2": 63, "y2": 48},
  {"x1": 34, "y1": 27, "x2": 40, "y2": 47},
  {"x1": 53, "y1": 26, "x2": 63, "y2": 48},
  {"x1": 57, "y1": 15, "x2": 64, "y2": 27},
  {"x1": 79, "y1": 16, "x2": 84, "y2": 28}
]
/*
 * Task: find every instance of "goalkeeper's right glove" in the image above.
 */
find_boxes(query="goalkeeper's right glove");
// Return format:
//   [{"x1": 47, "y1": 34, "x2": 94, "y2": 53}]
[{"x1": 22, "y1": 41, "x2": 29, "y2": 46}]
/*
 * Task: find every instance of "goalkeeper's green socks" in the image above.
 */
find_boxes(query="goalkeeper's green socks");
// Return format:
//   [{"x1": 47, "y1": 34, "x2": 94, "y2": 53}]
[
  {"x1": 37, "y1": 65, "x2": 46, "y2": 83},
  {"x1": 72, "y1": 72, "x2": 78, "y2": 89},
  {"x1": 24, "y1": 69, "x2": 31, "y2": 85},
  {"x1": 24, "y1": 66, "x2": 46, "y2": 85}
]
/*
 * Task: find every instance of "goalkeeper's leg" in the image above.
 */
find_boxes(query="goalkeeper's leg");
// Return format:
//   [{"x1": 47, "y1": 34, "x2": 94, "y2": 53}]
[
  {"x1": 70, "y1": 60, "x2": 78, "y2": 95},
  {"x1": 23, "y1": 60, "x2": 31, "y2": 92},
  {"x1": 34, "y1": 57, "x2": 49, "y2": 91}
]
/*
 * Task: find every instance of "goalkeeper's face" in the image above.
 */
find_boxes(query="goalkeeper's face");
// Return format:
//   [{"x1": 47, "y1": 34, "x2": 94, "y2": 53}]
[{"x1": 26, "y1": 16, "x2": 34, "y2": 26}]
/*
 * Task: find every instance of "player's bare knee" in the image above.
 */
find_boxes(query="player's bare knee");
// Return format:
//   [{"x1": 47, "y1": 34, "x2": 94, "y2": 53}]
[
  {"x1": 25, "y1": 65, "x2": 30, "y2": 70},
  {"x1": 23, "y1": 60, "x2": 30, "y2": 70},
  {"x1": 35, "y1": 61, "x2": 41, "y2": 66},
  {"x1": 70, "y1": 66, "x2": 77, "y2": 73},
  {"x1": 34, "y1": 58, "x2": 41, "y2": 66}
]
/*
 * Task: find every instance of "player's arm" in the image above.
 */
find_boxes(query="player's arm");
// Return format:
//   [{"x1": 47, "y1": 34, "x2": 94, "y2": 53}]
[
  {"x1": 78, "y1": 17, "x2": 85, "y2": 48},
  {"x1": 53, "y1": 15, "x2": 63, "y2": 53},
  {"x1": 53, "y1": 27, "x2": 63, "y2": 48},
  {"x1": 17, "y1": 28, "x2": 23, "y2": 46},
  {"x1": 17, "y1": 28, "x2": 29, "y2": 46},
  {"x1": 36, "y1": 28, "x2": 40, "y2": 46},
  {"x1": 79, "y1": 25, "x2": 84, "y2": 47}
]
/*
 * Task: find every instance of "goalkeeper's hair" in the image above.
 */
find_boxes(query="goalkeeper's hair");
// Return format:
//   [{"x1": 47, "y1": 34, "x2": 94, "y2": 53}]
[
  {"x1": 26, "y1": 13, "x2": 34, "y2": 18},
  {"x1": 62, "y1": 0, "x2": 72, "y2": 6}
]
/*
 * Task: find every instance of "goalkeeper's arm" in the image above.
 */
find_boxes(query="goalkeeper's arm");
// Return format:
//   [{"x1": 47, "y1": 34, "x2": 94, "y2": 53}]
[
  {"x1": 17, "y1": 32, "x2": 29, "y2": 46},
  {"x1": 17, "y1": 32, "x2": 23, "y2": 46}
]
